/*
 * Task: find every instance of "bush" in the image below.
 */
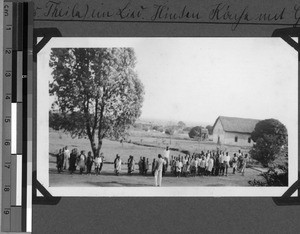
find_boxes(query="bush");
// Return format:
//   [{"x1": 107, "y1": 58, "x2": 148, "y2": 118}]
[
  {"x1": 250, "y1": 119, "x2": 288, "y2": 167},
  {"x1": 248, "y1": 163, "x2": 288, "y2": 186}
]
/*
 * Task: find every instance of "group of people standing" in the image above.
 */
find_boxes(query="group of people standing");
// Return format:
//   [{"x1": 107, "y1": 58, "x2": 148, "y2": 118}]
[
  {"x1": 55, "y1": 146, "x2": 249, "y2": 187},
  {"x1": 167, "y1": 149, "x2": 249, "y2": 178},
  {"x1": 150, "y1": 147, "x2": 249, "y2": 186},
  {"x1": 56, "y1": 146, "x2": 105, "y2": 175}
]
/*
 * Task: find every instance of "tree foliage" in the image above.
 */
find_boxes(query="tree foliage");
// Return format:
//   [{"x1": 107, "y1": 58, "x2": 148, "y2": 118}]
[
  {"x1": 49, "y1": 48, "x2": 144, "y2": 157},
  {"x1": 206, "y1": 125, "x2": 213, "y2": 135},
  {"x1": 177, "y1": 121, "x2": 186, "y2": 129},
  {"x1": 153, "y1": 125, "x2": 164, "y2": 132},
  {"x1": 249, "y1": 119, "x2": 288, "y2": 167},
  {"x1": 188, "y1": 126, "x2": 202, "y2": 138},
  {"x1": 165, "y1": 128, "x2": 175, "y2": 135}
]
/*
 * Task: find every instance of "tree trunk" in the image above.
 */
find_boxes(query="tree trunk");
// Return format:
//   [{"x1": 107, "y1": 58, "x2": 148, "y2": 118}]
[
  {"x1": 96, "y1": 138, "x2": 103, "y2": 157},
  {"x1": 88, "y1": 136, "x2": 97, "y2": 158}
]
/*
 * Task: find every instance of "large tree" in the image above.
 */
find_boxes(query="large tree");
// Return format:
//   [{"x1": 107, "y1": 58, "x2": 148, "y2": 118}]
[
  {"x1": 49, "y1": 48, "x2": 144, "y2": 157},
  {"x1": 188, "y1": 126, "x2": 202, "y2": 138},
  {"x1": 250, "y1": 119, "x2": 288, "y2": 167}
]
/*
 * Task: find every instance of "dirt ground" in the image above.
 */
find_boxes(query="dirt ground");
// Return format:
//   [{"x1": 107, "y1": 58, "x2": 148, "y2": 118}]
[{"x1": 49, "y1": 155, "x2": 265, "y2": 187}]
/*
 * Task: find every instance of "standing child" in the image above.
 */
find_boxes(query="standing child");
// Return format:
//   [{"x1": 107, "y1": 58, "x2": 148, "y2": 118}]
[
  {"x1": 214, "y1": 153, "x2": 220, "y2": 176},
  {"x1": 241, "y1": 154, "x2": 248, "y2": 176},
  {"x1": 63, "y1": 146, "x2": 70, "y2": 170},
  {"x1": 232, "y1": 153, "x2": 238, "y2": 174},
  {"x1": 219, "y1": 152, "x2": 225, "y2": 176},
  {"x1": 69, "y1": 149, "x2": 78, "y2": 174},
  {"x1": 94, "y1": 155, "x2": 102, "y2": 176},
  {"x1": 152, "y1": 158, "x2": 156, "y2": 176},
  {"x1": 206, "y1": 156, "x2": 214, "y2": 176},
  {"x1": 127, "y1": 155, "x2": 132, "y2": 174},
  {"x1": 86, "y1": 151, "x2": 94, "y2": 175},
  {"x1": 175, "y1": 157, "x2": 183, "y2": 178},
  {"x1": 99, "y1": 153, "x2": 105, "y2": 173},
  {"x1": 143, "y1": 157, "x2": 147, "y2": 175},
  {"x1": 183, "y1": 161, "x2": 190, "y2": 177},
  {"x1": 145, "y1": 158, "x2": 149, "y2": 175},
  {"x1": 138, "y1": 157, "x2": 143, "y2": 174},
  {"x1": 199, "y1": 156, "x2": 206, "y2": 176},
  {"x1": 237, "y1": 150, "x2": 243, "y2": 172},
  {"x1": 78, "y1": 150, "x2": 86, "y2": 175},
  {"x1": 127, "y1": 155, "x2": 135, "y2": 174},
  {"x1": 224, "y1": 152, "x2": 230, "y2": 176},
  {"x1": 190, "y1": 156, "x2": 196, "y2": 177},
  {"x1": 114, "y1": 154, "x2": 122, "y2": 176},
  {"x1": 56, "y1": 149, "x2": 64, "y2": 173}
]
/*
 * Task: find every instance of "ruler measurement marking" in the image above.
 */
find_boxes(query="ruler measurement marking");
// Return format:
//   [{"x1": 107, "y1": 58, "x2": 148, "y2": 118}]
[{"x1": 2, "y1": 1, "x2": 13, "y2": 232}]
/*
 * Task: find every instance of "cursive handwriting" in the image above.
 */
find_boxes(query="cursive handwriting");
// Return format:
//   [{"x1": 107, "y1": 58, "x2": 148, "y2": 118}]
[
  {"x1": 209, "y1": 3, "x2": 251, "y2": 30},
  {"x1": 151, "y1": 3, "x2": 201, "y2": 21},
  {"x1": 35, "y1": 0, "x2": 300, "y2": 31},
  {"x1": 42, "y1": 0, "x2": 147, "y2": 20}
]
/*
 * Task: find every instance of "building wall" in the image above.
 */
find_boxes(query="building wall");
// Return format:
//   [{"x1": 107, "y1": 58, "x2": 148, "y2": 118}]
[
  {"x1": 212, "y1": 120, "x2": 225, "y2": 144},
  {"x1": 213, "y1": 119, "x2": 254, "y2": 146},
  {"x1": 224, "y1": 132, "x2": 254, "y2": 146}
]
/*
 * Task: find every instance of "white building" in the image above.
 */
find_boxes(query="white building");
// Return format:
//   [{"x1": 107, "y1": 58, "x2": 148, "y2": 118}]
[{"x1": 212, "y1": 116, "x2": 260, "y2": 146}]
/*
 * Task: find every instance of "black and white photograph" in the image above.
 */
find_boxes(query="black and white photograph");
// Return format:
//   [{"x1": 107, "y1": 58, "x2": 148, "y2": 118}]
[{"x1": 37, "y1": 38, "x2": 297, "y2": 196}]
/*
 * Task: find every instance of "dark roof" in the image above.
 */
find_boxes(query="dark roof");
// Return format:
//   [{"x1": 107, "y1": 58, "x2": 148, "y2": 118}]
[{"x1": 213, "y1": 116, "x2": 260, "y2": 134}]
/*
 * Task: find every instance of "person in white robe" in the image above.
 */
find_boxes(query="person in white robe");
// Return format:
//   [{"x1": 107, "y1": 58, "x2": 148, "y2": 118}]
[
  {"x1": 63, "y1": 146, "x2": 70, "y2": 170},
  {"x1": 206, "y1": 156, "x2": 214, "y2": 176}
]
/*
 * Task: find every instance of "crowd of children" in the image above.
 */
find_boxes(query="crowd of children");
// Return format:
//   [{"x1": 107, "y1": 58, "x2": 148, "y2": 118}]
[
  {"x1": 55, "y1": 146, "x2": 249, "y2": 178},
  {"x1": 167, "y1": 150, "x2": 249, "y2": 177}
]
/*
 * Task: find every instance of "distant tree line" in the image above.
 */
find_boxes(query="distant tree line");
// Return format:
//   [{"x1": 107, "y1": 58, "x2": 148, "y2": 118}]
[{"x1": 132, "y1": 120, "x2": 213, "y2": 139}]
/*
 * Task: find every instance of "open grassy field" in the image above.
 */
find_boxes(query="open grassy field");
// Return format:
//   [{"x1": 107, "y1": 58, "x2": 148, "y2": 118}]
[
  {"x1": 50, "y1": 129, "x2": 251, "y2": 163},
  {"x1": 49, "y1": 129, "x2": 266, "y2": 187}
]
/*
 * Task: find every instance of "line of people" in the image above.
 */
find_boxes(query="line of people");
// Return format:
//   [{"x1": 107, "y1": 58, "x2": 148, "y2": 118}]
[
  {"x1": 55, "y1": 146, "x2": 249, "y2": 182},
  {"x1": 56, "y1": 147, "x2": 105, "y2": 175}
]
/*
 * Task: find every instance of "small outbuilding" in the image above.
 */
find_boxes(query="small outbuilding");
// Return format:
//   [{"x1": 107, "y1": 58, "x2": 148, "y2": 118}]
[{"x1": 212, "y1": 116, "x2": 260, "y2": 146}]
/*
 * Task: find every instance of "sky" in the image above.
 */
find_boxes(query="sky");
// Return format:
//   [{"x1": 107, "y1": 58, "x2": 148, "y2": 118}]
[{"x1": 39, "y1": 37, "x2": 298, "y2": 127}]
